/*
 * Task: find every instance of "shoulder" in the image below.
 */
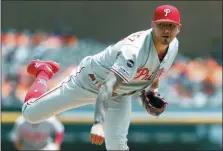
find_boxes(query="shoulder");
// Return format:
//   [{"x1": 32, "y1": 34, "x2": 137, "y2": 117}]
[
  {"x1": 110, "y1": 29, "x2": 151, "y2": 60},
  {"x1": 128, "y1": 29, "x2": 152, "y2": 37},
  {"x1": 119, "y1": 30, "x2": 151, "y2": 54},
  {"x1": 123, "y1": 29, "x2": 151, "y2": 48}
]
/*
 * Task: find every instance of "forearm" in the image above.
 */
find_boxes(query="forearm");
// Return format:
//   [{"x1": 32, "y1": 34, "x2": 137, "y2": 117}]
[
  {"x1": 94, "y1": 72, "x2": 122, "y2": 124},
  {"x1": 94, "y1": 88, "x2": 107, "y2": 124},
  {"x1": 94, "y1": 82, "x2": 115, "y2": 124}
]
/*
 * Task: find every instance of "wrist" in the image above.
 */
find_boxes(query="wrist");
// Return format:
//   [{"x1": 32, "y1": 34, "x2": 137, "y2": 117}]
[
  {"x1": 149, "y1": 88, "x2": 158, "y2": 93},
  {"x1": 94, "y1": 119, "x2": 103, "y2": 125},
  {"x1": 153, "y1": 88, "x2": 158, "y2": 93}
]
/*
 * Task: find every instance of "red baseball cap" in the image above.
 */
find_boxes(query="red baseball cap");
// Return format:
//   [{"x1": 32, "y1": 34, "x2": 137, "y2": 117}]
[{"x1": 153, "y1": 4, "x2": 181, "y2": 25}]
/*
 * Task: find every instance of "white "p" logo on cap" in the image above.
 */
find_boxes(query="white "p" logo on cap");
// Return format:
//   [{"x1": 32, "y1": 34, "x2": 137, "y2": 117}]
[{"x1": 164, "y1": 9, "x2": 170, "y2": 16}]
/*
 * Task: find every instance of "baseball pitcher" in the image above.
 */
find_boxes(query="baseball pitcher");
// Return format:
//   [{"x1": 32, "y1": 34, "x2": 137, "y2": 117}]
[{"x1": 22, "y1": 4, "x2": 182, "y2": 150}]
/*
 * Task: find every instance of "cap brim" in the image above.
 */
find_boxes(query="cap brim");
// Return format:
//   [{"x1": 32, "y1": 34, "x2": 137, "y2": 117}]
[{"x1": 153, "y1": 19, "x2": 181, "y2": 25}]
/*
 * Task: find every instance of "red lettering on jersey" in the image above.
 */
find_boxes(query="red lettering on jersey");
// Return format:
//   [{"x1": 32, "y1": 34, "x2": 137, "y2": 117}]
[
  {"x1": 22, "y1": 130, "x2": 48, "y2": 140},
  {"x1": 133, "y1": 68, "x2": 165, "y2": 80},
  {"x1": 154, "y1": 68, "x2": 165, "y2": 80},
  {"x1": 134, "y1": 68, "x2": 149, "y2": 79},
  {"x1": 142, "y1": 71, "x2": 154, "y2": 80}
]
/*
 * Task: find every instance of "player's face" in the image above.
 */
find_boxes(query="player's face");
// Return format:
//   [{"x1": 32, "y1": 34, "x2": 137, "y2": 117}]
[{"x1": 152, "y1": 22, "x2": 181, "y2": 45}]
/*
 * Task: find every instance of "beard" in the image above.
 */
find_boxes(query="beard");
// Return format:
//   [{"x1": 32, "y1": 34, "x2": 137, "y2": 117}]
[{"x1": 161, "y1": 37, "x2": 170, "y2": 45}]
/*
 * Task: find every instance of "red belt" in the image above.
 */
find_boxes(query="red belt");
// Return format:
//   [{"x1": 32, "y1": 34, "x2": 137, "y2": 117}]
[
  {"x1": 89, "y1": 74, "x2": 119, "y2": 96},
  {"x1": 89, "y1": 74, "x2": 102, "y2": 88}
]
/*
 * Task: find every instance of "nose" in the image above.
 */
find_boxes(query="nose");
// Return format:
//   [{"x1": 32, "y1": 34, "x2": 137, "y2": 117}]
[{"x1": 163, "y1": 28, "x2": 170, "y2": 35}]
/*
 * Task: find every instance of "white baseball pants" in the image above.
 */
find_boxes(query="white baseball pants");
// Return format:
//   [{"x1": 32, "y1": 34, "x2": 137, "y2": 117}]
[{"x1": 22, "y1": 61, "x2": 131, "y2": 150}]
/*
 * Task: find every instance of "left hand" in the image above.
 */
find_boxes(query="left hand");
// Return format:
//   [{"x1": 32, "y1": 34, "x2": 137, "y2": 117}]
[
  {"x1": 89, "y1": 123, "x2": 104, "y2": 145},
  {"x1": 140, "y1": 90, "x2": 168, "y2": 116}
]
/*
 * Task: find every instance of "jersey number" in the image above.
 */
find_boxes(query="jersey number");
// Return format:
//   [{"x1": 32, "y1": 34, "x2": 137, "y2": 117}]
[
  {"x1": 111, "y1": 32, "x2": 142, "y2": 47},
  {"x1": 127, "y1": 34, "x2": 141, "y2": 42}
]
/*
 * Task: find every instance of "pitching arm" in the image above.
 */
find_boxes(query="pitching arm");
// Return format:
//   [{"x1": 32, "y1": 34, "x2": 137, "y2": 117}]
[{"x1": 94, "y1": 71, "x2": 123, "y2": 124}]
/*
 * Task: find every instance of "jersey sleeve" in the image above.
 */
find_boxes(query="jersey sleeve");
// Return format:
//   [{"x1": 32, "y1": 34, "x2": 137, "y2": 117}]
[{"x1": 111, "y1": 45, "x2": 139, "y2": 82}]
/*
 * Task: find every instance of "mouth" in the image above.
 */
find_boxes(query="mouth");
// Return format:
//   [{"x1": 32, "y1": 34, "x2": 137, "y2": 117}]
[{"x1": 162, "y1": 36, "x2": 169, "y2": 38}]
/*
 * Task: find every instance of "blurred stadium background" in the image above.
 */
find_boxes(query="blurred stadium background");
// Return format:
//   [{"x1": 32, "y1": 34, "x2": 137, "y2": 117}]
[{"x1": 1, "y1": 1, "x2": 222, "y2": 150}]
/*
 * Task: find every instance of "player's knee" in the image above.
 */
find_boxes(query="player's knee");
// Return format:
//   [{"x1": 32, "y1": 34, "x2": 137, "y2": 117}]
[
  {"x1": 105, "y1": 137, "x2": 129, "y2": 150},
  {"x1": 22, "y1": 100, "x2": 41, "y2": 124},
  {"x1": 22, "y1": 106, "x2": 37, "y2": 124}
]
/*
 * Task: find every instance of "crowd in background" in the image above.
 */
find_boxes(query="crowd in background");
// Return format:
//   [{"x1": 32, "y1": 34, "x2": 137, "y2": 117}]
[{"x1": 2, "y1": 29, "x2": 222, "y2": 109}]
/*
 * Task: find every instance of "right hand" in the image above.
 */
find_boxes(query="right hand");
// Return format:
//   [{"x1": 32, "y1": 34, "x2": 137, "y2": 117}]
[{"x1": 89, "y1": 123, "x2": 104, "y2": 145}]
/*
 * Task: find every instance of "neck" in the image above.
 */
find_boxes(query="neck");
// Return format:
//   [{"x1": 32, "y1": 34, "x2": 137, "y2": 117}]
[{"x1": 152, "y1": 31, "x2": 168, "y2": 55}]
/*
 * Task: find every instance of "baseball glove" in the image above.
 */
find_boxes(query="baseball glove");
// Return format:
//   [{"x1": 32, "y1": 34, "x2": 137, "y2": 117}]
[{"x1": 140, "y1": 90, "x2": 168, "y2": 116}]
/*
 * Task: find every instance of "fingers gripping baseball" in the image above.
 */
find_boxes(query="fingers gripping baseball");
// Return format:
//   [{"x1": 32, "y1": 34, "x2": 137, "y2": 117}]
[{"x1": 90, "y1": 124, "x2": 104, "y2": 145}]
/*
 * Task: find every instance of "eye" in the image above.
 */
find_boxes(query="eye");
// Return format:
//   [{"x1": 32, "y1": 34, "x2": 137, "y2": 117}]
[
  {"x1": 157, "y1": 23, "x2": 165, "y2": 28},
  {"x1": 168, "y1": 23, "x2": 177, "y2": 29},
  {"x1": 156, "y1": 23, "x2": 177, "y2": 29}
]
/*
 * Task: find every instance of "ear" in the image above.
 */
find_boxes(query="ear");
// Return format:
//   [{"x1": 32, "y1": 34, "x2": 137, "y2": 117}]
[
  {"x1": 151, "y1": 21, "x2": 155, "y2": 28},
  {"x1": 177, "y1": 25, "x2": 182, "y2": 34}
]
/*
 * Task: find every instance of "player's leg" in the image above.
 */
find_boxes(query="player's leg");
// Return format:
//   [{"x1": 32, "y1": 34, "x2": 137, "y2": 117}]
[
  {"x1": 22, "y1": 60, "x2": 96, "y2": 124},
  {"x1": 104, "y1": 96, "x2": 132, "y2": 150},
  {"x1": 24, "y1": 60, "x2": 60, "y2": 102}
]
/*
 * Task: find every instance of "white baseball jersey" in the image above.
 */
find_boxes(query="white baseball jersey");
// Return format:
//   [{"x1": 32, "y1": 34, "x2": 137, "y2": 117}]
[
  {"x1": 90, "y1": 28, "x2": 178, "y2": 95},
  {"x1": 22, "y1": 28, "x2": 178, "y2": 151},
  {"x1": 10, "y1": 115, "x2": 64, "y2": 150}
]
